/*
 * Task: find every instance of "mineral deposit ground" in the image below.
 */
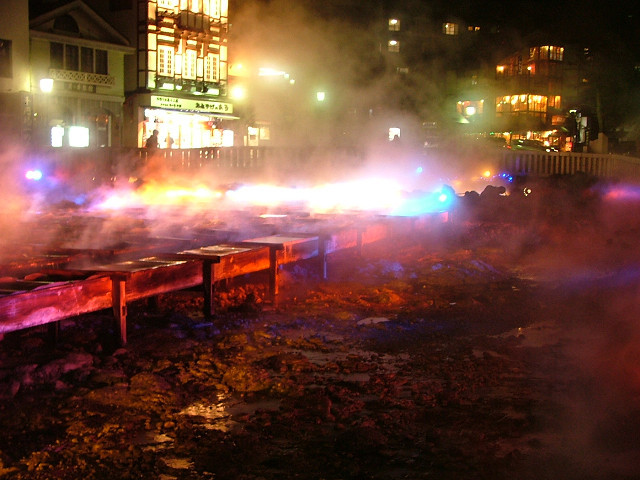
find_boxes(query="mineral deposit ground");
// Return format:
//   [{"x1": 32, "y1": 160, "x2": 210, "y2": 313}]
[{"x1": 1, "y1": 194, "x2": 640, "y2": 480}]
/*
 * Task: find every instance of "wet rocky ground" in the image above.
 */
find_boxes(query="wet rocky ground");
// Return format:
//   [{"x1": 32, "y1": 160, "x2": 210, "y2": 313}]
[{"x1": 1, "y1": 191, "x2": 640, "y2": 479}]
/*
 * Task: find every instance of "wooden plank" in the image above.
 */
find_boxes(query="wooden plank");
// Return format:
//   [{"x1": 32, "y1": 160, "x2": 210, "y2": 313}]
[
  {"x1": 358, "y1": 222, "x2": 391, "y2": 251},
  {"x1": 322, "y1": 228, "x2": 359, "y2": 254},
  {"x1": 212, "y1": 246, "x2": 271, "y2": 280},
  {"x1": 0, "y1": 276, "x2": 113, "y2": 334},
  {"x1": 124, "y1": 260, "x2": 203, "y2": 301}
]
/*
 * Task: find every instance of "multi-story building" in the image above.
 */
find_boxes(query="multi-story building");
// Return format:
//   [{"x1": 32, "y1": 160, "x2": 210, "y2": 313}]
[
  {"x1": 28, "y1": 0, "x2": 134, "y2": 147},
  {"x1": 493, "y1": 45, "x2": 566, "y2": 143},
  {"x1": 0, "y1": 0, "x2": 35, "y2": 144},
  {"x1": 86, "y1": 0, "x2": 234, "y2": 148}
]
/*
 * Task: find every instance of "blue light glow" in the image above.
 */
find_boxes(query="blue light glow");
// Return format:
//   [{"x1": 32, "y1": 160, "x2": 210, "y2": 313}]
[
  {"x1": 25, "y1": 169, "x2": 43, "y2": 181},
  {"x1": 391, "y1": 186, "x2": 456, "y2": 216}
]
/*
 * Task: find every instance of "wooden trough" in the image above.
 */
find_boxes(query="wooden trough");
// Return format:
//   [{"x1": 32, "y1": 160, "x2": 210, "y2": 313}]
[{"x1": 0, "y1": 212, "x2": 448, "y2": 346}]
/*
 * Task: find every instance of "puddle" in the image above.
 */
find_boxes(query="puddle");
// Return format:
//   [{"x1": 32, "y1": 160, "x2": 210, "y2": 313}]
[{"x1": 179, "y1": 395, "x2": 282, "y2": 432}]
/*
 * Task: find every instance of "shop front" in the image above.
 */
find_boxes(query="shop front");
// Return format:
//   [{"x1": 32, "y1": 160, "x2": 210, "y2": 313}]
[{"x1": 129, "y1": 93, "x2": 238, "y2": 149}]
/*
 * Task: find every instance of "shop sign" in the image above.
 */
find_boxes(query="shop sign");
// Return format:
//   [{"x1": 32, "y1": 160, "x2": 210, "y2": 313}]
[{"x1": 150, "y1": 95, "x2": 233, "y2": 114}]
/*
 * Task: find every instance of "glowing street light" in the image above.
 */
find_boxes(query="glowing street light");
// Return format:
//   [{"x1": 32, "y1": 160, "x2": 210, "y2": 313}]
[
  {"x1": 40, "y1": 77, "x2": 54, "y2": 93},
  {"x1": 230, "y1": 85, "x2": 247, "y2": 100},
  {"x1": 316, "y1": 91, "x2": 326, "y2": 102}
]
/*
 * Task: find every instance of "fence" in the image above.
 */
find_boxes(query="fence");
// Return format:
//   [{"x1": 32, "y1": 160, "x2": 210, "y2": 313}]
[
  {"x1": 24, "y1": 146, "x2": 640, "y2": 185},
  {"x1": 499, "y1": 150, "x2": 640, "y2": 182}
]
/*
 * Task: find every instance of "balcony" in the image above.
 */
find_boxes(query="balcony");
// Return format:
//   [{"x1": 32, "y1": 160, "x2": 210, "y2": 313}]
[{"x1": 48, "y1": 69, "x2": 115, "y2": 87}]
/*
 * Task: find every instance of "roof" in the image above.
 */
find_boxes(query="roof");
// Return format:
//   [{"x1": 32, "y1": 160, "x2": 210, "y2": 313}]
[{"x1": 29, "y1": 0, "x2": 130, "y2": 47}]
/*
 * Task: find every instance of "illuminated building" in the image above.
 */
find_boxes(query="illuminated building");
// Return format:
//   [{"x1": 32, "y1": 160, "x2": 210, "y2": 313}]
[
  {"x1": 0, "y1": 0, "x2": 31, "y2": 143},
  {"x1": 27, "y1": 1, "x2": 133, "y2": 147},
  {"x1": 86, "y1": 0, "x2": 234, "y2": 148},
  {"x1": 0, "y1": 0, "x2": 132, "y2": 147},
  {"x1": 493, "y1": 45, "x2": 566, "y2": 146}
]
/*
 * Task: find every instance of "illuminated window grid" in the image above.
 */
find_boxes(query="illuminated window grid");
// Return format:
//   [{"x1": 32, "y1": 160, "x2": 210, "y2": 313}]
[
  {"x1": 443, "y1": 23, "x2": 458, "y2": 35},
  {"x1": 204, "y1": 53, "x2": 219, "y2": 82},
  {"x1": 158, "y1": 45, "x2": 174, "y2": 76},
  {"x1": 495, "y1": 94, "x2": 549, "y2": 115},
  {"x1": 183, "y1": 49, "x2": 197, "y2": 79}
]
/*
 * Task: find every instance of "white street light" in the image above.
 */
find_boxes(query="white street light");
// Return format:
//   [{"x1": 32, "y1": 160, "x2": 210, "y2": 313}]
[{"x1": 40, "y1": 78, "x2": 54, "y2": 93}]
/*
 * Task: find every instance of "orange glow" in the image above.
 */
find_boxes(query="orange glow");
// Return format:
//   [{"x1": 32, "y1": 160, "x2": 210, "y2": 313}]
[{"x1": 92, "y1": 178, "x2": 411, "y2": 216}]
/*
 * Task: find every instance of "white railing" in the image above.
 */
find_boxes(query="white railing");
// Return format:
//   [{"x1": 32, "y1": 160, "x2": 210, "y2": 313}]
[{"x1": 499, "y1": 151, "x2": 640, "y2": 182}]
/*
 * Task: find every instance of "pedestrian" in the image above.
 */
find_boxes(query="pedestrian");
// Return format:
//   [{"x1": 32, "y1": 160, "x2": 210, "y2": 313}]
[{"x1": 145, "y1": 129, "x2": 159, "y2": 150}]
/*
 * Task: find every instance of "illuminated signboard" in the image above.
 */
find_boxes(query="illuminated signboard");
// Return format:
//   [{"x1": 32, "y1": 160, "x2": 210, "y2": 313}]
[{"x1": 150, "y1": 95, "x2": 233, "y2": 114}]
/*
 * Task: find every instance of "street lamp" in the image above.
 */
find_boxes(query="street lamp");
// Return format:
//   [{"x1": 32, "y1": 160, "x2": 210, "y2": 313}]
[{"x1": 40, "y1": 77, "x2": 54, "y2": 93}]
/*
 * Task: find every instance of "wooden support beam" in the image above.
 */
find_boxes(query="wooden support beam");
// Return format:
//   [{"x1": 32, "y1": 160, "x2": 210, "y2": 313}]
[{"x1": 111, "y1": 276, "x2": 127, "y2": 346}]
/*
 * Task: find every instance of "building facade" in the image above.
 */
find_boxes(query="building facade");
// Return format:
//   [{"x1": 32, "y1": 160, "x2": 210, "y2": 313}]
[
  {"x1": 29, "y1": 0, "x2": 134, "y2": 148},
  {"x1": 0, "y1": 0, "x2": 34, "y2": 144},
  {"x1": 87, "y1": 0, "x2": 234, "y2": 149}
]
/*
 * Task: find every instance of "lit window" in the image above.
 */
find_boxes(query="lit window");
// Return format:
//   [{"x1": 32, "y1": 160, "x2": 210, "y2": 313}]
[
  {"x1": 388, "y1": 18, "x2": 400, "y2": 31},
  {"x1": 549, "y1": 95, "x2": 561, "y2": 108},
  {"x1": 397, "y1": 67, "x2": 409, "y2": 75},
  {"x1": 204, "y1": 0, "x2": 220, "y2": 17},
  {"x1": 183, "y1": 49, "x2": 197, "y2": 79},
  {"x1": 158, "y1": 45, "x2": 174, "y2": 76},
  {"x1": 388, "y1": 40, "x2": 399, "y2": 53},
  {"x1": 549, "y1": 46, "x2": 563, "y2": 61},
  {"x1": 158, "y1": 0, "x2": 178, "y2": 9},
  {"x1": 443, "y1": 23, "x2": 458, "y2": 35},
  {"x1": 204, "y1": 53, "x2": 218, "y2": 82},
  {"x1": 528, "y1": 95, "x2": 547, "y2": 113}
]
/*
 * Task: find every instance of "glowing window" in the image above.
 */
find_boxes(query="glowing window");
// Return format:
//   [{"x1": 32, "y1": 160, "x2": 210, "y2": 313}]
[
  {"x1": 388, "y1": 18, "x2": 400, "y2": 31},
  {"x1": 158, "y1": 0, "x2": 178, "y2": 9},
  {"x1": 183, "y1": 49, "x2": 197, "y2": 79},
  {"x1": 388, "y1": 40, "x2": 399, "y2": 53},
  {"x1": 204, "y1": 53, "x2": 218, "y2": 82},
  {"x1": 549, "y1": 95, "x2": 561, "y2": 108},
  {"x1": 158, "y1": 45, "x2": 174, "y2": 76},
  {"x1": 528, "y1": 95, "x2": 547, "y2": 113},
  {"x1": 549, "y1": 46, "x2": 563, "y2": 61},
  {"x1": 443, "y1": 23, "x2": 458, "y2": 35},
  {"x1": 205, "y1": 0, "x2": 220, "y2": 18}
]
